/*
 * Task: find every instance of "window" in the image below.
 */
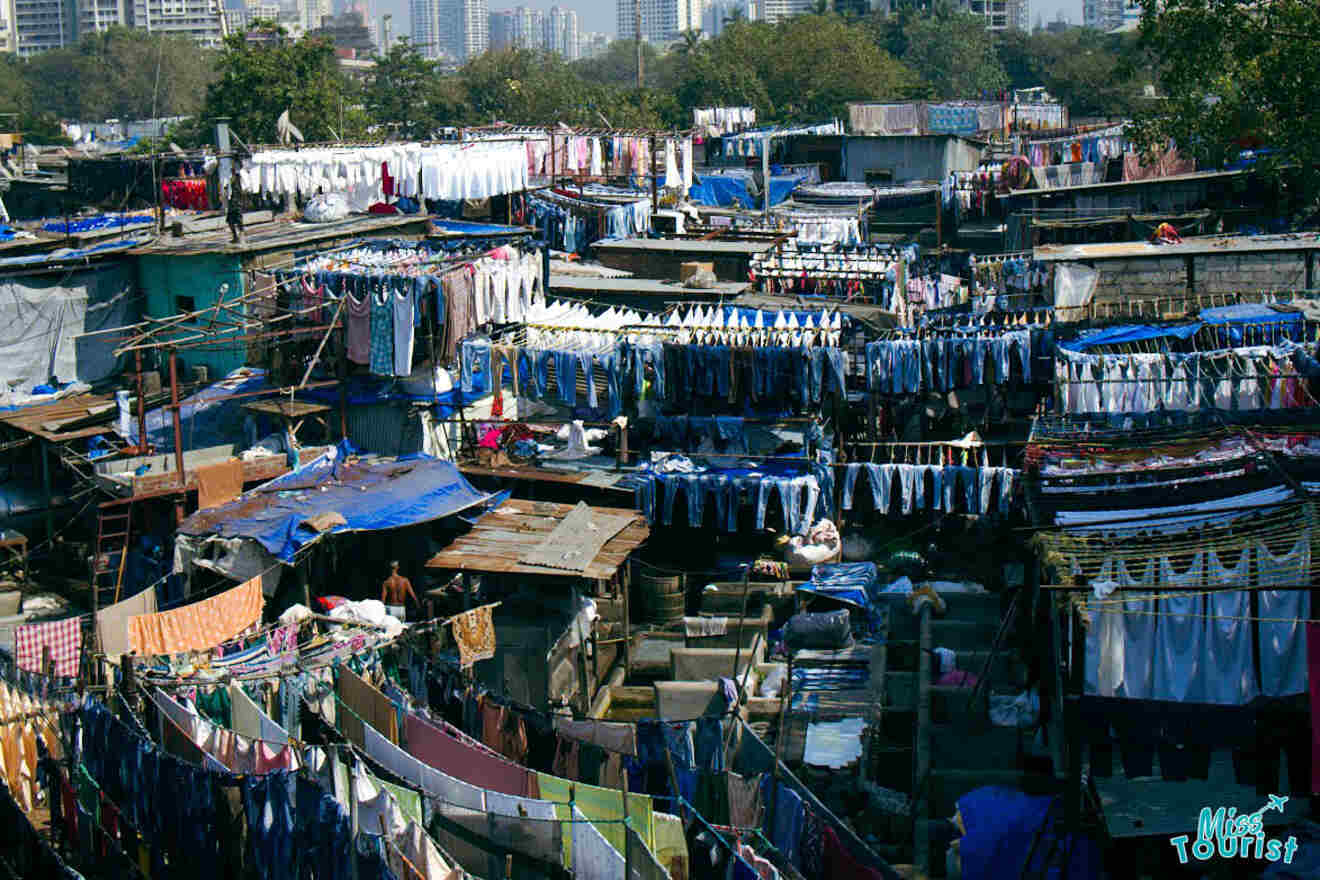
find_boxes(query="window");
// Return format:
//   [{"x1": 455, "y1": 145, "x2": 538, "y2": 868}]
[
  {"x1": 176, "y1": 295, "x2": 196, "y2": 312},
  {"x1": 864, "y1": 169, "x2": 894, "y2": 185}
]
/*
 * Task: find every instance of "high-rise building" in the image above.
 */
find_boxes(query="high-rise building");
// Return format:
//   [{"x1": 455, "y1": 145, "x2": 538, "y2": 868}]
[
  {"x1": 12, "y1": 0, "x2": 74, "y2": 55},
  {"x1": 545, "y1": 5, "x2": 577, "y2": 58},
  {"x1": 1083, "y1": 0, "x2": 1122, "y2": 30},
  {"x1": 410, "y1": 0, "x2": 441, "y2": 56},
  {"x1": 127, "y1": 0, "x2": 226, "y2": 45},
  {"x1": 0, "y1": 0, "x2": 15, "y2": 53},
  {"x1": 579, "y1": 28, "x2": 608, "y2": 56},
  {"x1": 456, "y1": 0, "x2": 485, "y2": 59},
  {"x1": 616, "y1": 0, "x2": 698, "y2": 44},
  {"x1": 749, "y1": 0, "x2": 809, "y2": 24},
  {"x1": 487, "y1": 7, "x2": 510, "y2": 48}
]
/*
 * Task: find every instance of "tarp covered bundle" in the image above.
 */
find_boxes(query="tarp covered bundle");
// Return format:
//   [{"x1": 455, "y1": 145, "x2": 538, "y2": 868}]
[{"x1": 178, "y1": 444, "x2": 491, "y2": 561}]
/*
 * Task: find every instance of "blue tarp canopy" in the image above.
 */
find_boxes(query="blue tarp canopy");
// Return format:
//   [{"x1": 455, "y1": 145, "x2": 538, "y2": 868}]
[
  {"x1": 177, "y1": 445, "x2": 492, "y2": 561},
  {"x1": 1199, "y1": 303, "x2": 1303, "y2": 344},
  {"x1": 688, "y1": 175, "x2": 803, "y2": 209},
  {"x1": 797, "y1": 562, "x2": 878, "y2": 609},
  {"x1": 430, "y1": 219, "x2": 530, "y2": 237},
  {"x1": 130, "y1": 368, "x2": 272, "y2": 452},
  {"x1": 1058, "y1": 322, "x2": 1202, "y2": 351}
]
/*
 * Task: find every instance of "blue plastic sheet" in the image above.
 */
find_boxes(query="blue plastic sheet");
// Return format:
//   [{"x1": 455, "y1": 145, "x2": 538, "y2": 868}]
[
  {"x1": 689, "y1": 175, "x2": 755, "y2": 208},
  {"x1": 956, "y1": 786, "x2": 1102, "y2": 880},
  {"x1": 128, "y1": 368, "x2": 272, "y2": 452},
  {"x1": 798, "y1": 562, "x2": 878, "y2": 609},
  {"x1": 767, "y1": 175, "x2": 803, "y2": 206},
  {"x1": 41, "y1": 213, "x2": 155, "y2": 234},
  {"x1": 177, "y1": 444, "x2": 491, "y2": 561},
  {"x1": 1058, "y1": 322, "x2": 1202, "y2": 351},
  {"x1": 430, "y1": 219, "x2": 529, "y2": 236},
  {"x1": 0, "y1": 237, "x2": 150, "y2": 268},
  {"x1": 1199, "y1": 303, "x2": 1303, "y2": 345}
]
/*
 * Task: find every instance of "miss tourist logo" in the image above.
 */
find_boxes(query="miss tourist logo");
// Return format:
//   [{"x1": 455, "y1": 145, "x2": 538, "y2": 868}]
[{"x1": 1170, "y1": 795, "x2": 1299, "y2": 864}]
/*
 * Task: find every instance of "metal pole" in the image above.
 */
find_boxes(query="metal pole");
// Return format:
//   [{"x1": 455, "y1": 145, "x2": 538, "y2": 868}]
[{"x1": 761, "y1": 136, "x2": 770, "y2": 222}]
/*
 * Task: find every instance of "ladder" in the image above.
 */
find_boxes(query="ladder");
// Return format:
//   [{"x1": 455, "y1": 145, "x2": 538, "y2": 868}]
[{"x1": 90, "y1": 502, "x2": 134, "y2": 608}]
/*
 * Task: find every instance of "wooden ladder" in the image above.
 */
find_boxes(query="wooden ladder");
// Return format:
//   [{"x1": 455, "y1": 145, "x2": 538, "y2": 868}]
[{"x1": 90, "y1": 501, "x2": 134, "y2": 607}]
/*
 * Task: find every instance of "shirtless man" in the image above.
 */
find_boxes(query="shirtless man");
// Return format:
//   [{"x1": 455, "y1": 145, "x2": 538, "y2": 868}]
[{"x1": 381, "y1": 561, "x2": 417, "y2": 621}]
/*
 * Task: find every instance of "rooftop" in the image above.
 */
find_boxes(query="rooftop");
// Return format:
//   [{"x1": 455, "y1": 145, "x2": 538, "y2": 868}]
[
  {"x1": 1034, "y1": 231, "x2": 1320, "y2": 262},
  {"x1": 426, "y1": 498, "x2": 649, "y2": 581}
]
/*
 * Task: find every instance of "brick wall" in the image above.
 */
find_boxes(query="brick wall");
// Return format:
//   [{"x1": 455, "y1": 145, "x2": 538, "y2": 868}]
[{"x1": 1088, "y1": 250, "x2": 1313, "y2": 308}]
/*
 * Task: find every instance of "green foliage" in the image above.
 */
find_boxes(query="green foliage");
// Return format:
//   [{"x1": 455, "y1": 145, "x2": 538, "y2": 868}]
[
  {"x1": 199, "y1": 25, "x2": 366, "y2": 145},
  {"x1": 3, "y1": 27, "x2": 214, "y2": 126},
  {"x1": 899, "y1": 4, "x2": 1008, "y2": 99},
  {"x1": 365, "y1": 39, "x2": 464, "y2": 138},
  {"x1": 996, "y1": 28, "x2": 1150, "y2": 119},
  {"x1": 672, "y1": 16, "x2": 921, "y2": 123},
  {"x1": 1131, "y1": 0, "x2": 1320, "y2": 201},
  {"x1": 459, "y1": 49, "x2": 669, "y2": 128}
]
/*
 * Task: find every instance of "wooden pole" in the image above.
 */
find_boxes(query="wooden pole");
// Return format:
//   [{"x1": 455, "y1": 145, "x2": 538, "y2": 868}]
[
  {"x1": 168, "y1": 351, "x2": 186, "y2": 524},
  {"x1": 134, "y1": 348, "x2": 148, "y2": 452}
]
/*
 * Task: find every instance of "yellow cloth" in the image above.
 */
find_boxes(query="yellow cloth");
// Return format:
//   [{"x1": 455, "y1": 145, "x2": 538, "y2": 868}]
[
  {"x1": 654, "y1": 811, "x2": 689, "y2": 880},
  {"x1": 536, "y1": 771, "x2": 654, "y2": 869},
  {"x1": 128, "y1": 577, "x2": 263, "y2": 656}
]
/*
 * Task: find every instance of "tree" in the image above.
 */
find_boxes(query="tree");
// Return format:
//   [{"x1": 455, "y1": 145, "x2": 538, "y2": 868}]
[
  {"x1": 1132, "y1": 0, "x2": 1320, "y2": 202},
  {"x1": 672, "y1": 16, "x2": 920, "y2": 123},
  {"x1": 197, "y1": 25, "x2": 364, "y2": 145},
  {"x1": 460, "y1": 49, "x2": 666, "y2": 128},
  {"x1": 365, "y1": 40, "x2": 464, "y2": 138},
  {"x1": 24, "y1": 28, "x2": 216, "y2": 121},
  {"x1": 900, "y1": 4, "x2": 1008, "y2": 99},
  {"x1": 997, "y1": 28, "x2": 1150, "y2": 118}
]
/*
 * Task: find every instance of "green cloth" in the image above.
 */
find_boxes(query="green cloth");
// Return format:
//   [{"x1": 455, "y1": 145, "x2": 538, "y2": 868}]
[
  {"x1": 537, "y1": 771, "x2": 654, "y2": 869},
  {"x1": 73, "y1": 765, "x2": 100, "y2": 824},
  {"x1": 380, "y1": 779, "x2": 423, "y2": 826},
  {"x1": 196, "y1": 685, "x2": 232, "y2": 728}
]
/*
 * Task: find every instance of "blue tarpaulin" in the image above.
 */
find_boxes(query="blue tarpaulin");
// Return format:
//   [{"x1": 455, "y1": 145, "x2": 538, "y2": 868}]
[
  {"x1": 690, "y1": 175, "x2": 755, "y2": 208},
  {"x1": 688, "y1": 175, "x2": 803, "y2": 209},
  {"x1": 0, "y1": 237, "x2": 151, "y2": 268},
  {"x1": 177, "y1": 444, "x2": 491, "y2": 561},
  {"x1": 798, "y1": 562, "x2": 878, "y2": 609},
  {"x1": 1059, "y1": 322, "x2": 1202, "y2": 351},
  {"x1": 1199, "y1": 303, "x2": 1303, "y2": 344},
  {"x1": 129, "y1": 368, "x2": 272, "y2": 452},
  {"x1": 430, "y1": 219, "x2": 530, "y2": 237},
  {"x1": 957, "y1": 787, "x2": 1102, "y2": 880}
]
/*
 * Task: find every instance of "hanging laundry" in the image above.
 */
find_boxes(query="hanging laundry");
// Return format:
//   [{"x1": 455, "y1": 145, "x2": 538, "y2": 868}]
[
  {"x1": 451, "y1": 604, "x2": 496, "y2": 668},
  {"x1": 127, "y1": 576, "x2": 262, "y2": 657},
  {"x1": 15, "y1": 617, "x2": 81, "y2": 678}
]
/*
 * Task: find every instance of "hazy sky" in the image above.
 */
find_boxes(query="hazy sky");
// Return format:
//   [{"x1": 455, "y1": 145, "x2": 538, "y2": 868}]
[{"x1": 381, "y1": 0, "x2": 1083, "y2": 41}]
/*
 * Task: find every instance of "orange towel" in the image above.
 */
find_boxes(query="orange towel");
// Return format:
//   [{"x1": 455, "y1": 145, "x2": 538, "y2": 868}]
[{"x1": 127, "y1": 577, "x2": 263, "y2": 656}]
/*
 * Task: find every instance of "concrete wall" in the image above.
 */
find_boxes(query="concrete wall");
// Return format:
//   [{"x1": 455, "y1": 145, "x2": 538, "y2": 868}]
[
  {"x1": 1078, "y1": 249, "x2": 1313, "y2": 308},
  {"x1": 842, "y1": 135, "x2": 983, "y2": 185},
  {"x1": 136, "y1": 252, "x2": 248, "y2": 377}
]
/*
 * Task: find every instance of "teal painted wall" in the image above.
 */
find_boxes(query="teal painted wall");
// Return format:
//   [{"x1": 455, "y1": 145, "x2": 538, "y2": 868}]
[{"x1": 136, "y1": 253, "x2": 248, "y2": 378}]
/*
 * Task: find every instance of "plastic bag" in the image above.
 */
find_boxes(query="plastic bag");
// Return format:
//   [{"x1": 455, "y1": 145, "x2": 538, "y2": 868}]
[
  {"x1": 303, "y1": 193, "x2": 350, "y2": 223},
  {"x1": 783, "y1": 609, "x2": 853, "y2": 654}
]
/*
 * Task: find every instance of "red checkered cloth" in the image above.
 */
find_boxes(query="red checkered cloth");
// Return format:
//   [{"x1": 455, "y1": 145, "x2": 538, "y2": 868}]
[{"x1": 16, "y1": 617, "x2": 81, "y2": 678}]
